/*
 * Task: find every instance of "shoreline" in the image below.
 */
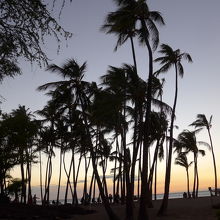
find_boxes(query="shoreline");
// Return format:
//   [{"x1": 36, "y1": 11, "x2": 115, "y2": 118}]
[
  {"x1": 0, "y1": 196, "x2": 219, "y2": 219},
  {"x1": 73, "y1": 196, "x2": 219, "y2": 220}
]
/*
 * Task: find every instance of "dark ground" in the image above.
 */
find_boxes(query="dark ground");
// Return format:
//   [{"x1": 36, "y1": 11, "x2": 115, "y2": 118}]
[{"x1": 0, "y1": 204, "x2": 95, "y2": 220}]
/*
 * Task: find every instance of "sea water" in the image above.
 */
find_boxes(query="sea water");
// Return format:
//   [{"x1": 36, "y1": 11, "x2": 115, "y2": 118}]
[{"x1": 36, "y1": 190, "x2": 210, "y2": 205}]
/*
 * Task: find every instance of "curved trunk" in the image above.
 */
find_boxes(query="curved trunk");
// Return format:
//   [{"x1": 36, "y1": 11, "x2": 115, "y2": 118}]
[
  {"x1": 39, "y1": 150, "x2": 43, "y2": 204},
  {"x1": 195, "y1": 156, "x2": 199, "y2": 198},
  {"x1": 148, "y1": 139, "x2": 160, "y2": 189},
  {"x1": 79, "y1": 96, "x2": 120, "y2": 220},
  {"x1": 43, "y1": 155, "x2": 49, "y2": 205},
  {"x1": 46, "y1": 153, "x2": 53, "y2": 204},
  {"x1": 158, "y1": 63, "x2": 178, "y2": 215},
  {"x1": 64, "y1": 153, "x2": 73, "y2": 204},
  {"x1": 89, "y1": 171, "x2": 95, "y2": 200},
  {"x1": 83, "y1": 153, "x2": 88, "y2": 201},
  {"x1": 113, "y1": 143, "x2": 117, "y2": 200},
  {"x1": 138, "y1": 19, "x2": 154, "y2": 220},
  {"x1": 137, "y1": 144, "x2": 141, "y2": 199},
  {"x1": 154, "y1": 156, "x2": 158, "y2": 200},
  {"x1": 73, "y1": 154, "x2": 82, "y2": 205},
  {"x1": 207, "y1": 128, "x2": 218, "y2": 195},
  {"x1": 147, "y1": 139, "x2": 160, "y2": 206},
  {"x1": 186, "y1": 168, "x2": 190, "y2": 197},
  {"x1": 56, "y1": 147, "x2": 62, "y2": 205},
  {"x1": 130, "y1": 36, "x2": 137, "y2": 72},
  {"x1": 192, "y1": 154, "x2": 197, "y2": 198},
  {"x1": 26, "y1": 148, "x2": 32, "y2": 204},
  {"x1": 20, "y1": 157, "x2": 26, "y2": 204}
]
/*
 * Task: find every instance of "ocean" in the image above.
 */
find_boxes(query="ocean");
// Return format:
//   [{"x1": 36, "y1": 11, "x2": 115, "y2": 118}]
[{"x1": 36, "y1": 190, "x2": 211, "y2": 205}]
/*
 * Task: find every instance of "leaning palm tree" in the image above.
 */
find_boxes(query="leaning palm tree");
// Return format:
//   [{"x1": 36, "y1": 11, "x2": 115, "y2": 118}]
[
  {"x1": 155, "y1": 44, "x2": 192, "y2": 215},
  {"x1": 175, "y1": 152, "x2": 193, "y2": 197},
  {"x1": 190, "y1": 114, "x2": 218, "y2": 195}
]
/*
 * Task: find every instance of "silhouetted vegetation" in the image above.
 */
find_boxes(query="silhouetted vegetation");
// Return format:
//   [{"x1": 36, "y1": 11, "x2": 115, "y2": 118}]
[{"x1": 0, "y1": 1, "x2": 218, "y2": 220}]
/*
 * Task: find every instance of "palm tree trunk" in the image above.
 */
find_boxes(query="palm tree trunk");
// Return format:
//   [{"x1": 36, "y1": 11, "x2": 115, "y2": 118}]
[
  {"x1": 56, "y1": 147, "x2": 62, "y2": 204},
  {"x1": 113, "y1": 146, "x2": 117, "y2": 200},
  {"x1": 120, "y1": 136, "x2": 126, "y2": 205},
  {"x1": 46, "y1": 153, "x2": 53, "y2": 204},
  {"x1": 137, "y1": 143, "x2": 142, "y2": 199},
  {"x1": 154, "y1": 156, "x2": 158, "y2": 200},
  {"x1": 207, "y1": 128, "x2": 218, "y2": 196},
  {"x1": 79, "y1": 96, "x2": 120, "y2": 220},
  {"x1": 92, "y1": 174, "x2": 96, "y2": 201},
  {"x1": 83, "y1": 153, "x2": 88, "y2": 201},
  {"x1": 20, "y1": 158, "x2": 26, "y2": 204},
  {"x1": 195, "y1": 158, "x2": 199, "y2": 198},
  {"x1": 64, "y1": 152, "x2": 73, "y2": 204},
  {"x1": 72, "y1": 149, "x2": 78, "y2": 205},
  {"x1": 89, "y1": 171, "x2": 95, "y2": 200},
  {"x1": 138, "y1": 19, "x2": 153, "y2": 220},
  {"x1": 192, "y1": 154, "x2": 196, "y2": 198},
  {"x1": 186, "y1": 168, "x2": 190, "y2": 197},
  {"x1": 73, "y1": 154, "x2": 82, "y2": 206},
  {"x1": 158, "y1": 63, "x2": 178, "y2": 215},
  {"x1": 43, "y1": 155, "x2": 49, "y2": 205},
  {"x1": 39, "y1": 150, "x2": 43, "y2": 204},
  {"x1": 148, "y1": 139, "x2": 160, "y2": 206},
  {"x1": 130, "y1": 36, "x2": 137, "y2": 72}
]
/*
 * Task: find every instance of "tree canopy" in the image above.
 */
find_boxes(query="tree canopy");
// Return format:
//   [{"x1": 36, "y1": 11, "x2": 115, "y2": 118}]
[{"x1": 0, "y1": 0, "x2": 72, "y2": 80}]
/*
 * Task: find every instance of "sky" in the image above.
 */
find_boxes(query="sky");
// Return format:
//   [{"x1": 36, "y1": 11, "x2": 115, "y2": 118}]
[{"x1": 1, "y1": 0, "x2": 220, "y2": 197}]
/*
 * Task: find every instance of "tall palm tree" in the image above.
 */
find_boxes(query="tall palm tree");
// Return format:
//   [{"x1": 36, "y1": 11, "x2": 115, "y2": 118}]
[
  {"x1": 155, "y1": 44, "x2": 192, "y2": 215},
  {"x1": 36, "y1": 101, "x2": 60, "y2": 205},
  {"x1": 111, "y1": 2, "x2": 165, "y2": 219},
  {"x1": 103, "y1": 4, "x2": 165, "y2": 216},
  {"x1": 190, "y1": 114, "x2": 218, "y2": 195},
  {"x1": 175, "y1": 152, "x2": 193, "y2": 197},
  {"x1": 101, "y1": 4, "x2": 138, "y2": 70}
]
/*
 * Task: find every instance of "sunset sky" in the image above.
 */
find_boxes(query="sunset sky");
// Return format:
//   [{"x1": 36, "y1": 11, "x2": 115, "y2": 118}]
[{"x1": 1, "y1": 0, "x2": 220, "y2": 197}]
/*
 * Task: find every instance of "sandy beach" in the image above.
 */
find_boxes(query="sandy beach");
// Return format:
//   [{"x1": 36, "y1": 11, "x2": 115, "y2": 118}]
[{"x1": 73, "y1": 197, "x2": 219, "y2": 220}]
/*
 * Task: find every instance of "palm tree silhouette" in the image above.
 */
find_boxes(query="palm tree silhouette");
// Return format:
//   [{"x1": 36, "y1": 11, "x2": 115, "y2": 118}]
[
  {"x1": 174, "y1": 130, "x2": 206, "y2": 198},
  {"x1": 101, "y1": 4, "x2": 138, "y2": 70},
  {"x1": 112, "y1": 2, "x2": 166, "y2": 219},
  {"x1": 10, "y1": 105, "x2": 38, "y2": 204},
  {"x1": 175, "y1": 152, "x2": 193, "y2": 197},
  {"x1": 155, "y1": 44, "x2": 192, "y2": 215},
  {"x1": 190, "y1": 114, "x2": 218, "y2": 195},
  {"x1": 38, "y1": 58, "x2": 119, "y2": 220}
]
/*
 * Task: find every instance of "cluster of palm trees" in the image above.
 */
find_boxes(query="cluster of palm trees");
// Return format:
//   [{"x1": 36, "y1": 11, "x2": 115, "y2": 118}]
[{"x1": 0, "y1": 0, "x2": 218, "y2": 220}]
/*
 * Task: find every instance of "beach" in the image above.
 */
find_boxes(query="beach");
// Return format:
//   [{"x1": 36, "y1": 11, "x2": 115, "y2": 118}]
[
  {"x1": 73, "y1": 197, "x2": 219, "y2": 220},
  {"x1": 0, "y1": 196, "x2": 219, "y2": 219}
]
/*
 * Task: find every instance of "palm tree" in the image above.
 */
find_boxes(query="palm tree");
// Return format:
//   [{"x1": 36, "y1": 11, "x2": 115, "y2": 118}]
[
  {"x1": 101, "y1": 4, "x2": 138, "y2": 70},
  {"x1": 103, "y1": 5, "x2": 165, "y2": 217},
  {"x1": 190, "y1": 114, "x2": 218, "y2": 195},
  {"x1": 36, "y1": 101, "x2": 60, "y2": 205},
  {"x1": 174, "y1": 130, "x2": 206, "y2": 198},
  {"x1": 175, "y1": 152, "x2": 193, "y2": 197},
  {"x1": 155, "y1": 44, "x2": 192, "y2": 215},
  {"x1": 6, "y1": 105, "x2": 39, "y2": 204},
  {"x1": 38, "y1": 59, "x2": 119, "y2": 220}
]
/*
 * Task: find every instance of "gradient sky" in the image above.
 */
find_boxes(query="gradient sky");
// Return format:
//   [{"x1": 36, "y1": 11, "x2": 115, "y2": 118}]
[{"x1": 1, "y1": 0, "x2": 220, "y2": 195}]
